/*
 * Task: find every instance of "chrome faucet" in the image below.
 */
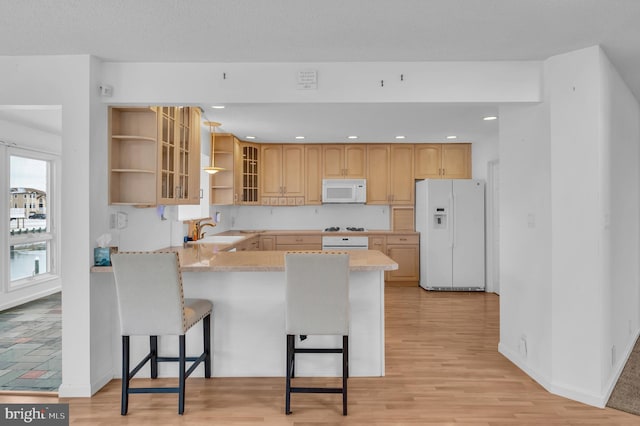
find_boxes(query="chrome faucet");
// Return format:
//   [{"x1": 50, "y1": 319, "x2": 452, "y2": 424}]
[{"x1": 197, "y1": 222, "x2": 217, "y2": 239}]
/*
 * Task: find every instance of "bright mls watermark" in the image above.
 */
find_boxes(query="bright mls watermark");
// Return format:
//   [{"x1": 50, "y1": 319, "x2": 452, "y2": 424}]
[{"x1": 1, "y1": 404, "x2": 68, "y2": 425}]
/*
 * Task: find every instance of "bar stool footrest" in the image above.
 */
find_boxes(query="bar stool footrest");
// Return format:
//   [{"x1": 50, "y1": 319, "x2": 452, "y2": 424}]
[{"x1": 290, "y1": 387, "x2": 343, "y2": 394}]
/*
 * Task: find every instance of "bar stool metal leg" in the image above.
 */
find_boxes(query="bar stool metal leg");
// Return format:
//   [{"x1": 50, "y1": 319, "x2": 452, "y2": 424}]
[
  {"x1": 285, "y1": 334, "x2": 294, "y2": 414},
  {"x1": 121, "y1": 335, "x2": 130, "y2": 416},
  {"x1": 343, "y1": 335, "x2": 348, "y2": 416},
  {"x1": 150, "y1": 336, "x2": 158, "y2": 379},
  {"x1": 178, "y1": 335, "x2": 186, "y2": 415},
  {"x1": 203, "y1": 314, "x2": 211, "y2": 378}
]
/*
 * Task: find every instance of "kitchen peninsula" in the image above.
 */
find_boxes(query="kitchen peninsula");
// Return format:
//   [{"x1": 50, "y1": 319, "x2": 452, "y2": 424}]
[{"x1": 94, "y1": 242, "x2": 397, "y2": 379}]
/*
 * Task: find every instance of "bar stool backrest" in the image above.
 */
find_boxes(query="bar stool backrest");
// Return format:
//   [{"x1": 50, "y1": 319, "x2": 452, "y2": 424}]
[
  {"x1": 285, "y1": 252, "x2": 350, "y2": 336},
  {"x1": 111, "y1": 252, "x2": 186, "y2": 336}
]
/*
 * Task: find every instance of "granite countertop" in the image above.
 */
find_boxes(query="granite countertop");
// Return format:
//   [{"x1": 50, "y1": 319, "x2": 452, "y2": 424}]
[
  {"x1": 93, "y1": 247, "x2": 397, "y2": 273},
  {"x1": 177, "y1": 247, "x2": 398, "y2": 272},
  {"x1": 91, "y1": 229, "x2": 409, "y2": 273},
  {"x1": 183, "y1": 229, "x2": 418, "y2": 252},
  {"x1": 220, "y1": 229, "x2": 419, "y2": 236}
]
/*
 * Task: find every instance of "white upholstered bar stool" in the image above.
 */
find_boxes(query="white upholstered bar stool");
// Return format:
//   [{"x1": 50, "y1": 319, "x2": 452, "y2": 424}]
[
  {"x1": 110, "y1": 252, "x2": 213, "y2": 416},
  {"x1": 284, "y1": 251, "x2": 350, "y2": 416}
]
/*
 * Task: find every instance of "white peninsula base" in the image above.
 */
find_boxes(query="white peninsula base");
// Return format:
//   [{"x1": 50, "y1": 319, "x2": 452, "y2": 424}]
[{"x1": 119, "y1": 269, "x2": 385, "y2": 379}]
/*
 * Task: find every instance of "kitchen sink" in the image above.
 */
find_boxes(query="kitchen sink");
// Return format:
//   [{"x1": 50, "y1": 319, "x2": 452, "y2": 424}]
[{"x1": 190, "y1": 235, "x2": 245, "y2": 245}]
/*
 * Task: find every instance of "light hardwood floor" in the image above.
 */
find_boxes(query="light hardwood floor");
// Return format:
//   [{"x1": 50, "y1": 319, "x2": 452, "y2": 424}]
[{"x1": 1, "y1": 287, "x2": 637, "y2": 425}]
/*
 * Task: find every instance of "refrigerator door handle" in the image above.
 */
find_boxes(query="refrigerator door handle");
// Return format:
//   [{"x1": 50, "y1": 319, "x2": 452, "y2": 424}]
[{"x1": 449, "y1": 192, "x2": 455, "y2": 248}]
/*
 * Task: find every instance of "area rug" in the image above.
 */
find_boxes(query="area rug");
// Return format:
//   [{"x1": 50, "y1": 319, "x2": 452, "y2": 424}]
[{"x1": 607, "y1": 336, "x2": 640, "y2": 416}]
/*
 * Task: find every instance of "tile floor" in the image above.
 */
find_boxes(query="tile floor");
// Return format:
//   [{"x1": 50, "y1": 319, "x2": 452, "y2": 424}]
[{"x1": 0, "y1": 292, "x2": 61, "y2": 392}]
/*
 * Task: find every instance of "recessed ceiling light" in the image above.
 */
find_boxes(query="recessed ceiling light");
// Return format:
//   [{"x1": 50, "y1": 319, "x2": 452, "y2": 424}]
[
  {"x1": 483, "y1": 116, "x2": 498, "y2": 121},
  {"x1": 348, "y1": 136, "x2": 358, "y2": 139},
  {"x1": 211, "y1": 105, "x2": 225, "y2": 109},
  {"x1": 395, "y1": 136, "x2": 406, "y2": 139},
  {"x1": 295, "y1": 136, "x2": 305, "y2": 140},
  {"x1": 446, "y1": 135, "x2": 457, "y2": 139},
  {"x1": 245, "y1": 136, "x2": 256, "y2": 139}
]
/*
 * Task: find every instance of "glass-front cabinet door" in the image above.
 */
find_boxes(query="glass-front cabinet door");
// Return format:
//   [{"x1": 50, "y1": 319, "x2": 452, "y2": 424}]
[
  {"x1": 157, "y1": 106, "x2": 200, "y2": 205},
  {"x1": 242, "y1": 144, "x2": 259, "y2": 204},
  {"x1": 158, "y1": 106, "x2": 177, "y2": 203}
]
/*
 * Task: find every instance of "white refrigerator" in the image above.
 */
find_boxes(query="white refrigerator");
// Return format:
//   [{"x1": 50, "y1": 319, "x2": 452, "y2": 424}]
[{"x1": 415, "y1": 179, "x2": 485, "y2": 291}]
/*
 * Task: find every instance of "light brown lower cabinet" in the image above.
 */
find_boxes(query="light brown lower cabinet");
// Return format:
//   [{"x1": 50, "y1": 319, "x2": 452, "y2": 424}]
[
  {"x1": 235, "y1": 236, "x2": 260, "y2": 251},
  {"x1": 258, "y1": 233, "x2": 418, "y2": 286},
  {"x1": 274, "y1": 235, "x2": 322, "y2": 251},
  {"x1": 369, "y1": 236, "x2": 386, "y2": 254},
  {"x1": 384, "y1": 234, "x2": 420, "y2": 285},
  {"x1": 260, "y1": 236, "x2": 275, "y2": 251}
]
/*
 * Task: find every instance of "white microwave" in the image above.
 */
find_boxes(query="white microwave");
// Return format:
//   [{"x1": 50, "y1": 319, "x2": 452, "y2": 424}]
[{"x1": 322, "y1": 179, "x2": 367, "y2": 203}]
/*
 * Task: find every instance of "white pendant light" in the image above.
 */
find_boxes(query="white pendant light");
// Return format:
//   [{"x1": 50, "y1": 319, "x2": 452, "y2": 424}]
[{"x1": 203, "y1": 121, "x2": 225, "y2": 174}]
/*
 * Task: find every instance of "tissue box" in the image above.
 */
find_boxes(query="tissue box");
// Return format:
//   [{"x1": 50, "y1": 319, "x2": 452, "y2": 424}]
[{"x1": 94, "y1": 247, "x2": 118, "y2": 266}]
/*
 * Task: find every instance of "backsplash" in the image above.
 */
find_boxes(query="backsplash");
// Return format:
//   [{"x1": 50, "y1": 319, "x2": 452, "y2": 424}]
[
  {"x1": 106, "y1": 203, "x2": 393, "y2": 252},
  {"x1": 212, "y1": 204, "x2": 391, "y2": 232}
]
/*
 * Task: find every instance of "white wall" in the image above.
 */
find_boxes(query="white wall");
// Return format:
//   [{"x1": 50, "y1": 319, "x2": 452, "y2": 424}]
[
  {"x1": 498, "y1": 46, "x2": 640, "y2": 407},
  {"x1": 0, "y1": 118, "x2": 61, "y2": 153},
  {"x1": 101, "y1": 61, "x2": 541, "y2": 104},
  {"x1": 0, "y1": 55, "x2": 94, "y2": 397},
  {"x1": 498, "y1": 101, "x2": 553, "y2": 386},
  {"x1": 548, "y1": 46, "x2": 605, "y2": 402},
  {"x1": 600, "y1": 48, "x2": 640, "y2": 395}
]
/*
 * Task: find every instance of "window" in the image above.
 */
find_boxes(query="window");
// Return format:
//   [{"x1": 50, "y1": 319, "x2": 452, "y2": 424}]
[{"x1": 6, "y1": 150, "x2": 58, "y2": 289}]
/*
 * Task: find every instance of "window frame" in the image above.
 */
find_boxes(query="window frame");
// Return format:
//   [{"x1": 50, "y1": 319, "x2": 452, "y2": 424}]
[{"x1": 4, "y1": 146, "x2": 60, "y2": 292}]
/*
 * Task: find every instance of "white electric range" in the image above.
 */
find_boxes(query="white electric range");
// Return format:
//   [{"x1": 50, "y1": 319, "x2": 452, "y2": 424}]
[{"x1": 321, "y1": 227, "x2": 369, "y2": 250}]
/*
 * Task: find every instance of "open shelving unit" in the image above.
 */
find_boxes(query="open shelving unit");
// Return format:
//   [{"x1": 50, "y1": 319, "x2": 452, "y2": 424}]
[
  {"x1": 210, "y1": 133, "x2": 236, "y2": 205},
  {"x1": 109, "y1": 107, "x2": 158, "y2": 206}
]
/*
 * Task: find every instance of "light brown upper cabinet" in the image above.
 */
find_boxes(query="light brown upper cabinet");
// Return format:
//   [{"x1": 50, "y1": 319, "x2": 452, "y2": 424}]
[
  {"x1": 322, "y1": 144, "x2": 366, "y2": 178},
  {"x1": 389, "y1": 144, "x2": 415, "y2": 204},
  {"x1": 414, "y1": 143, "x2": 471, "y2": 179},
  {"x1": 305, "y1": 145, "x2": 323, "y2": 205},
  {"x1": 366, "y1": 144, "x2": 414, "y2": 205},
  {"x1": 109, "y1": 106, "x2": 200, "y2": 207},
  {"x1": 158, "y1": 107, "x2": 201, "y2": 205},
  {"x1": 234, "y1": 141, "x2": 260, "y2": 205},
  {"x1": 366, "y1": 144, "x2": 390, "y2": 204},
  {"x1": 261, "y1": 144, "x2": 305, "y2": 205},
  {"x1": 209, "y1": 133, "x2": 237, "y2": 205}
]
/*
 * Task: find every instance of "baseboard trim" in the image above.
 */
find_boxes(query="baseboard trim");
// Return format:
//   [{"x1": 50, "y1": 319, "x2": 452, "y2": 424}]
[
  {"x1": 91, "y1": 371, "x2": 115, "y2": 395},
  {"x1": 58, "y1": 383, "x2": 93, "y2": 398},
  {"x1": 498, "y1": 342, "x2": 605, "y2": 408},
  {"x1": 385, "y1": 281, "x2": 418, "y2": 287},
  {"x1": 0, "y1": 286, "x2": 61, "y2": 311}
]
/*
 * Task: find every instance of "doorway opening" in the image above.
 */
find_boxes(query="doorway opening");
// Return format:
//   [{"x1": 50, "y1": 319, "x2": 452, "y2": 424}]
[{"x1": 0, "y1": 105, "x2": 62, "y2": 393}]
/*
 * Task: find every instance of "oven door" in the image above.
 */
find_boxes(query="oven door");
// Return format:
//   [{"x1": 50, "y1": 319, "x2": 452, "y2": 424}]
[{"x1": 322, "y1": 236, "x2": 369, "y2": 250}]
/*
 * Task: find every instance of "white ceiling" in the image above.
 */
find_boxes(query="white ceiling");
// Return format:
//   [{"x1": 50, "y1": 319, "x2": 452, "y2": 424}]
[{"x1": 1, "y1": 0, "x2": 639, "y2": 142}]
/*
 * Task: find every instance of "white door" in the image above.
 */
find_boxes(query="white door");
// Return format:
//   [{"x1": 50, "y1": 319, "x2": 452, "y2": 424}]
[{"x1": 451, "y1": 180, "x2": 485, "y2": 289}]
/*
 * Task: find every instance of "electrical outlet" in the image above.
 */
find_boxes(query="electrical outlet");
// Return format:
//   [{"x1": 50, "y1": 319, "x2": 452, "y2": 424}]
[
  {"x1": 519, "y1": 336, "x2": 528, "y2": 358},
  {"x1": 116, "y1": 212, "x2": 128, "y2": 229}
]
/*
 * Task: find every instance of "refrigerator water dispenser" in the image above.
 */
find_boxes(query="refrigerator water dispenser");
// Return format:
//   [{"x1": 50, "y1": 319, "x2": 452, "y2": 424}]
[{"x1": 434, "y1": 207, "x2": 447, "y2": 229}]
